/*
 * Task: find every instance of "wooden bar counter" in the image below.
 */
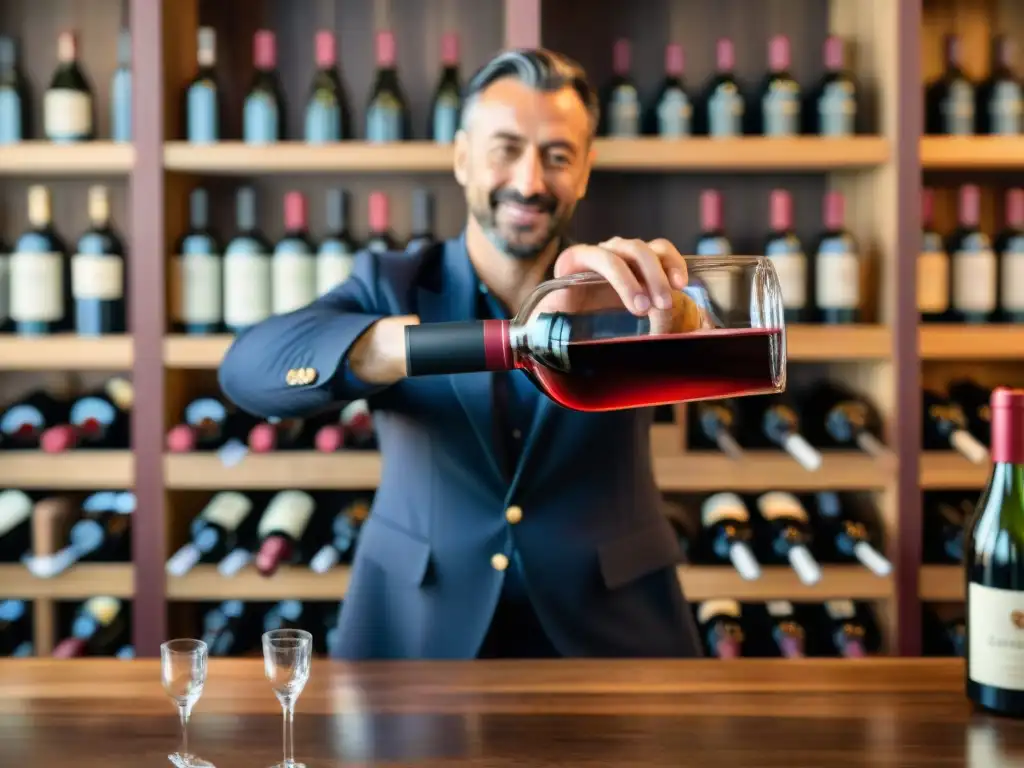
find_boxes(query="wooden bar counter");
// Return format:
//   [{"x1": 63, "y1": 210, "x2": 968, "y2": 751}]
[{"x1": 1, "y1": 658, "x2": 1023, "y2": 766}]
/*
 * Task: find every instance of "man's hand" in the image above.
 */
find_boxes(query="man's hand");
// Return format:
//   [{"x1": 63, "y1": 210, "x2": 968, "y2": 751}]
[{"x1": 347, "y1": 315, "x2": 420, "y2": 385}]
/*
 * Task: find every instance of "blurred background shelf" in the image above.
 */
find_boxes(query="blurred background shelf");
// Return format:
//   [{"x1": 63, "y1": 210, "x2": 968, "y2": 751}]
[
  {"x1": 0, "y1": 336, "x2": 133, "y2": 370},
  {"x1": 0, "y1": 565, "x2": 134, "y2": 599},
  {"x1": 656, "y1": 453, "x2": 893, "y2": 491},
  {"x1": 0, "y1": 453, "x2": 134, "y2": 488},
  {"x1": 920, "y1": 137, "x2": 1024, "y2": 169},
  {"x1": 164, "y1": 453, "x2": 381, "y2": 489},
  {"x1": 919, "y1": 453, "x2": 989, "y2": 490},
  {"x1": 918, "y1": 566, "x2": 962, "y2": 602},
  {"x1": 920, "y1": 326, "x2": 1024, "y2": 360},
  {"x1": 0, "y1": 142, "x2": 134, "y2": 175}
]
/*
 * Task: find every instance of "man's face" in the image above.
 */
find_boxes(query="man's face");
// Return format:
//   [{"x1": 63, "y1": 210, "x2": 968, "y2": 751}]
[{"x1": 454, "y1": 77, "x2": 594, "y2": 261}]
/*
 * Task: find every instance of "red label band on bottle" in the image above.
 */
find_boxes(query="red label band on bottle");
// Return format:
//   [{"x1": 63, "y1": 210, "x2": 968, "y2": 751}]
[
  {"x1": 990, "y1": 387, "x2": 1024, "y2": 464},
  {"x1": 482, "y1": 319, "x2": 513, "y2": 371}
]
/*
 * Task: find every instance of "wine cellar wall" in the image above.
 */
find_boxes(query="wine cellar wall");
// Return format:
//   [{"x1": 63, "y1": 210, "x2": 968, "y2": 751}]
[{"x1": 0, "y1": 0, "x2": 1012, "y2": 661}]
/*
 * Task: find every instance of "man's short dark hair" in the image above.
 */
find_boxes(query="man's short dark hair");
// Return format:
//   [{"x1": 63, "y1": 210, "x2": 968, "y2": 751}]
[{"x1": 461, "y1": 48, "x2": 600, "y2": 136}]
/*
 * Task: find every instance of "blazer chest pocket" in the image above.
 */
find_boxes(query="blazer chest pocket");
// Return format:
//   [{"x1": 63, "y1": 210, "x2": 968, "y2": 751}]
[
  {"x1": 358, "y1": 515, "x2": 432, "y2": 587},
  {"x1": 597, "y1": 520, "x2": 682, "y2": 590}
]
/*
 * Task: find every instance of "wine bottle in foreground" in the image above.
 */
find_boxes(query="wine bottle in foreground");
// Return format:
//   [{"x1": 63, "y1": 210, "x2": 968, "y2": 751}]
[
  {"x1": 767, "y1": 600, "x2": 806, "y2": 658},
  {"x1": 756, "y1": 491, "x2": 822, "y2": 585},
  {"x1": 696, "y1": 599, "x2": 744, "y2": 658},
  {"x1": 698, "y1": 493, "x2": 761, "y2": 580},
  {"x1": 922, "y1": 388, "x2": 990, "y2": 464},
  {"x1": 966, "y1": 387, "x2": 1024, "y2": 716}
]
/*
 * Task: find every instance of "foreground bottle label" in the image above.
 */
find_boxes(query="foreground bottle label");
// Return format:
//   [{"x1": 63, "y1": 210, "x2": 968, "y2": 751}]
[{"x1": 968, "y1": 581, "x2": 1024, "y2": 690}]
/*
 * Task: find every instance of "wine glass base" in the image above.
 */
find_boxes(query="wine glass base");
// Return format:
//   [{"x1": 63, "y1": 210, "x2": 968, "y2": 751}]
[
  {"x1": 169, "y1": 752, "x2": 216, "y2": 768},
  {"x1": 267, "y1": 763, "x2": 307, "y2": 768}
]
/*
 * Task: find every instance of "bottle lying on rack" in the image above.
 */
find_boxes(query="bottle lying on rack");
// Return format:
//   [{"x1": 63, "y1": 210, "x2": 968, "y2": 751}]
[
  {"x1": 812, "y1": 492, "x2": 891, "y2": 576},
  {"x1": 40, "y1": 377, "x2": 133, "y2": 452},
  {"x1": 697, "y1": 493, "x2": 761, "y2": 580},
  {"x1": 166, "y1": 394, "x2": 259, "y2": 466},
  {"x1": 404, "y1": 256, "x2": 787, "y2": 411},
  {"x1": 0, "y1": 599, "x2": 33, "y2": 657},
  {"x1": 23, "y1": 491, "x2": 134, "y2": 578},
  {"x1": 739, "y1": 392, "x2": 822, "y2": 471},
  {"x1": 198, "y1": 599, "x2": 340, "y2": 657},
  {"x1": 800, "y1": 381, "x2": 887, "y2": 458},
  {"x1": 922, "y1": 388, "x2": 990, "y2": 463},
  {"x1": 922, "y1": 491, "x2": 972, "y2": 564},
  {"x1": 755, "y1": 492, "x2": 822, "y2": 585},
  {"x1": 52, "y1": 596, "x2": 131, "y2": 658}
]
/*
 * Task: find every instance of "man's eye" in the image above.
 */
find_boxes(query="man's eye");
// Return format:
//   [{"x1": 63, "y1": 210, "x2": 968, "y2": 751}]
[{"x1": 547, "y1": 153, "x2": 571, "y2": 167}]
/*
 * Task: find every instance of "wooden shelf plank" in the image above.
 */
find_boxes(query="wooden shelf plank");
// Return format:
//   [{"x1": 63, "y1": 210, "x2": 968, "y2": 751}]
[
  {"x1": 164, "y1": 335, "x2": 231, "y2": 367},
  {"x1": 919, "y1": 452, "x2": 989, "y2": 489},
  {"x1": 167, "y1": 564, "x2": 889, "y2": 601},
  {"x1": 0, "y1": 142, "x2": 134, "y2": 175},
  {"x1": 0, "y1": 335, "x2": 133, "y2": 370},
  {"x1": 164, "y1": 453, "x2": 381, "y2": 489},
  {"x1": 921, "y1": 136, "x2": 1024, "y2": 169},
  {"x1": 0, "y1": 564, "x2": 134, "y2": 599},
  {"x1": 163, "y1": 137, "x2": 888, "y2": 175},
  {"x1": 920, "y1": 325, "x2": 1024, "y2": 360},
  {"x1": 919, "y1": 565, "x2": 962, "y2": 601},
  {"x1": 0, "y1": 452, "x2": 134, "y2": 488},
  {"x1": 655, "y1": 452, "x2": 894, "y2": 491}
]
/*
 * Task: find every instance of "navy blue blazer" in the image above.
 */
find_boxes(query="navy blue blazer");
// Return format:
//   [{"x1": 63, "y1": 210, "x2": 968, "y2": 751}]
[{"x1": 218, "y1": 234, "x2": 704, "y2": 659}]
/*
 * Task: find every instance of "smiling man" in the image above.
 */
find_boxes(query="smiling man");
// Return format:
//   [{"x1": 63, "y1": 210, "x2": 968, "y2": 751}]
[{"x1": 218, "y1": 48, "x2": 704, "y2": 660}]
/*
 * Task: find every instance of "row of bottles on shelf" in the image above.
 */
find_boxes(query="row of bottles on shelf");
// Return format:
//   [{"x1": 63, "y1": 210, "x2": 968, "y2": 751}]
[
  {"x1": 926, "y1": 34, "x2": 1022, "y2": 136},
  {"x1": 0, "y1": 185, "x2": 126, "y2": 336},
  {"x1": 173, "y1": 187, "x2": 433, "y2": 335},
  {"x1": 919, "y1": 185, "x2": 1024, "y2": 323},
  {"x1": 0, "y1": 31, "x2": 131, "y2": 144},
  {"x1": 0, "y1": 597, "x2": 133, "y2": 658},
  {"x1": 602, "y1": 35, "x2": 857, "y2": 139},
  {"x1": 924, "y1": 379, "x2": 993, "y2": 465}
]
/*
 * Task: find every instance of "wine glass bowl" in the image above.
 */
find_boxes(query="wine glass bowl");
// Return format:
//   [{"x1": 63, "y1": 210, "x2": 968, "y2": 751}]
[
  {"x1": 160, "y1": 638, "x2": 214, "y2": 768},
  {"x1": 263, "y1": 629, "x2": 313, "y2": 768}
]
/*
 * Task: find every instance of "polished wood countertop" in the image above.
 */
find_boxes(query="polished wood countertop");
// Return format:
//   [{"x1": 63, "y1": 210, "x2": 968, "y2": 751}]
[{"x1": 1, "y1": 658, "x2": 1023, "y2": 766}]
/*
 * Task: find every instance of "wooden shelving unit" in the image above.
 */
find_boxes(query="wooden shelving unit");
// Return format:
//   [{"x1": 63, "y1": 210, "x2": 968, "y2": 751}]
[
  {"x1": 0, "y1": 336, "x2": 133, "y2": 370},
  {"x1": 0, "y1": 565, "x2": 135, "y2": 600},
  {"x1": 0, "y1": 453, "x2": 135, "y2": 488},
  {"x1": 0, "y1": 142, "x2": 134, "y2": 175},
  {"x1": 920, "y1": 326, "x2": 1024, "y2": 360},
  {"x1": 920, "y1": 136, "x2": 1024, "y2": 169}
]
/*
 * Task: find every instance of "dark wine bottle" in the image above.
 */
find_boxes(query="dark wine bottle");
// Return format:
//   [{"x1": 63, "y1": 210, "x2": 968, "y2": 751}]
[
  {"x1": 699, "y1": 38, "x2": 743, "y2": 137},
  {"x1": 173, "y1": 188, "x2": 223, "y2": 334},
  {"x1": 429, "y1": 32, "x2": 461, "y2": 143},
  {"x1": 600, "y1": 39, "x2": 640, "y2": 137},
  {"x1": 763, "y1": 189, "x2": 807, "y2": 323},
  {"x1": 110, "y1": 29, "x2": 131, "y2": 143},
  {"x1": 766, "y1": 600, "x2": 806, "y2": 658},
  {"x1": 365, "y1": 192, "x2": 399, "y2": 253},
  {"x1": 272, "y1": 192, "x2": 317, "y2": 316},
  {"x1": 922, "y1": 388, "x2": 990, "y2": 463},
  {"x1": 742, "y1": 394, "x2": 823, "y2": 471},
  {"x1": 366, "y1": 30, "x2": 410, "y2": 142},
  {"x1": 919, "y1": 187, "x2": 950, "y2": 322},
  {"x1": 755, "y1": 492, "x2": 822, "y2": 585},
  {"x1": 305, "y1": 30, "x2": 350, "y2": 143},
  {"x1": 185, "y1": 26, "x2": 220, "y2": 143},
  {"x1": 696, "y1": 599, "x2": 744, "y2": 658},
  {"x1": 698, "y1": 493, "x2": 761, "y2": 580},
  {"x1": 0, "y1": 599, "x2": 33, "y2": 657},
  {"x1": 813, "y1": 191, "x2": 860, "y2": 324},
  {"x1": 71, "y1": 185, "x2": 126, "y2": 335},
  {"x1": 949, "y1": 184, "x2": 997, "y2": 323},
  {"x1": 166, "y1": 492, "x2": 255, "y2": 577},
  {"x1": 976, "y1": 35, "x2": 1022, "y2": 136},
  {"x1": 52, "y1": 597, "x2": 129, "y2": 658},
  {"x1": 947, "y1": 379, "x2": 993, "y2": 446},
  {"x1": 406, "y1": 188, "x2": 436, "y2": 253},
  {"x1": 11, "y1": 185, "x2": 71, "y2": 335},
  {"x1": 813, "y1": 491, "x2": 892, "y2": 576},
  {"x1": 253, "y1": 491, "x2": 317, "y2": 577},
  {"x1": 923, "y1": 491, "x2": 969, "y2": 564},
  {"x1": 0, "y1": 35, "x2": 30, "y2": 144},
  {"x1": 0, "y1": 490, "x2": 32, "y2": 562},
  {"x1": 966, "y1": 387, "x2": 1024, "y2": 715},
  {"x1": 997, "y1": 187, "x2": 1024, "y2": 322},
  {"x1": 823, "y1": 600, "x2": 868, "y2": 658},
  {"x1": 695, "y1": 190, "x2": 732, "y2": 257},
  {"x1": 804, "y1": 35, "x2": 856, "y2": 136},
  {"x1": 40, "y1": 376, "x2": 133, "y2": 452},
  {"x1": 317, "y1": 189, "x2": 357, "y2": 296},
  {"x1": 308, "y1": 498, "x2": 371, "y2": 573},
  {"x1": 926, "y1": 34, "x2": 975, "y2": 135},
  {"x1": 758, "y1": 35, "x2": 800, "y2": 137},
  {"x1": 248, "y1": 410, "x2": 341, "y2": 454},
  {"x1": 340, "y1": 400, "x2": 376, "y2": 449},
  {"x1": 0, "y1": 389, "x2": 70, "y2": 449},
  {"x1": 223, "y1": 187, "x2": 272, "y2": 334},
  {"x1": 263, "y1": 599, "x2": 313, "y2": 634},
  {"x1": 243, "y1": 30, "x2": 285, "y2": 144},
  {"x1": 646, "y1": 43, "x2": 691, "y2": 138},
  {"x1": 44, "y1": 31, "x2": 94, "y2": 143},
  {"x1": 165, "y1": 395, "x2": 259, "y2": 466},
  {"x1": 0, "y1": 228, "x2": 8, "y2": 333},
  {"x1": 26, "y1": 491, "x2": 134, "y2": 578},
  {"x1": 201, "y1": 600, "x2": 258, "y2": 656},
  {"x1": 689, "y1": 399, "x2": 744, "y2": 459},
  {"x1": 801, "y1": 380, "x2": 886, "y2": 457}
]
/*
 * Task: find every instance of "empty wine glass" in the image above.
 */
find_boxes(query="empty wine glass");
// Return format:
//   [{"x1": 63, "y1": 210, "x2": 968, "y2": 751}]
[
  {"x1": 263, "y1": 629, "x2": 313, "y2": 768},
  {"x1": 161, "y1": 638, "x2": 215, "y2": 768}
]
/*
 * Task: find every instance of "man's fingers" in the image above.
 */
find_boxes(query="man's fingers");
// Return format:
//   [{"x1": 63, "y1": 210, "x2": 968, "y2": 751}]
[
  {"x1": 554, "y1": 244, "x2": 649, "y2": 315},
  {"x1": 646, "y1": 237, "x2": 689, "y2": 291},
  {"x1": 599, "y1": 237, "x2": 674, "y2": 310}
]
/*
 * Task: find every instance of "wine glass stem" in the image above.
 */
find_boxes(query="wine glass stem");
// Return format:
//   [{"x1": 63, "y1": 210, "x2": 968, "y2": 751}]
[
  {"x1": 179, "y1": 703, "x2": 190, "y2": 757},
  {"x1": 282, "y1": 701, "x2": 295, "y2": 766}
]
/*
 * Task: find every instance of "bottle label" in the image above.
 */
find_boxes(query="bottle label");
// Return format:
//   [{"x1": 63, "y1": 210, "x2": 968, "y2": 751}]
[
  {"x1": 917, "y1": 250, "x2": 950, "y2": 313},
  {"x1": 766, "y1": 239, "x2": 807, "y2": 309},
  {"x1": 366, "y1": 98, "x2": 403, "y2": 142},
  {"x1": 990, "y1": 81, "x2": 1022, "y2": 136},
  {"x1": 818, "y1": 81, "x2": 856, "y2": 136},
  {"x1": 187, "y1": 82, "x2": 219, "y2": 143},
  {"x1": 71, "y1": 253, "x2": 123, "y2": 300},
  {"x1": 757, "y1": 491, "x2": 807, "y2": 522},
  {"x1": 608, "y1": 86, "x2": 640, "y2": 137},
  {"x1": 762, "y1": 82, "x2": 799, "y2": 136},
  {"x1": 272, "y1": 249, "x2": 318, "y2": 314},
  {"x1": 825, "y1": 599, "x2": 856, "y2": 619},
  {"x1": 968, "y1": 582, "x2": 1024, "y2": 691},
  {"x1": 943, "y1": 81, "x2": 975, "y2": 135},
  {"x1": 176, "y1": 252, "x2": 222, "y2": 324},
  {"x1": 0, "y1": 490, "x2": 32, "y2": 537},
  {"x1": 84, "y1": 596, "x2": 121, "y2": 627},
  {"x1": 44, "y1": 89, "x2": 93, "y2": 139},
  {"x1": 10, "y1": 252, "x2": 63, "y2": 322},
  {"x1": 432, "y1": 94, "x2": 460, "y2": 143},
  {"x1": 701, "y1": 493, "x2": 749, "y2": 527},
  {"x1": 815, "y1": 237, "x2": 860, "y2": 309},
  {"x1": 317, "y1": 244, "x2": 355, "y2": 296},
  {"x1": 0, "y1": 253, "x2": 8, "y2": 324},
  {"x1": 697, "y1": 599, "x2": 741, "y2": 625},
  {"x1": 767, "y1": 600, "x2": 794, "y2": 617},
  {"x1": 223, "y1": 250, "x2": 271, "y2": 327},
  {"x1": 0, "y1": 88, "x2": 22, "y2": 144},
  {"x1": 201, "y1": 492, "x2": 252, "y2": 532},
  {"x1": 656, "y1": 89, "x2": 692, "y2": 137},
  {"x1": 110, "y1": 69, "x2": 132, "y2": 142},
  {"x1": 1001, "y1": 241, "x2": 1024, "y2": 311},
  {"x1": 708, "y1": 84, "x2": 743, "y2": 136},
  {"x1": 952, "y1": 248, "x2": 997, "y2": 313},
  {"x1": 243, "y1": 92, "x2": 278, "y2": 144},
  {"x1": 305, "y1": 94, "x2": 340, "y2": 143},
  {"x1": 258, "y1": 491, "x2": 315, "y2": 540}
]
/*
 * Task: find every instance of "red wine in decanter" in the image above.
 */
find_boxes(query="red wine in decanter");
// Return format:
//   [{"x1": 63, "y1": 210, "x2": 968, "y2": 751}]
[{"x1": 253, "y1": 490, "x2": 316, "y2": 577}]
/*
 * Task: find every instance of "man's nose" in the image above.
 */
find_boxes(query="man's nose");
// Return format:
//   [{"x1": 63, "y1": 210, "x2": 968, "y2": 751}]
[{"x1": 509, "y1": 148, "x2": 547, "y2": 200}]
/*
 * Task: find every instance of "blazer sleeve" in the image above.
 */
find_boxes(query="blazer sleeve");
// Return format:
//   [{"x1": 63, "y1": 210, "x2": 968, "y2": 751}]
[{"x1": 217, "y1": 250, "x2": 391, "y2": 419}]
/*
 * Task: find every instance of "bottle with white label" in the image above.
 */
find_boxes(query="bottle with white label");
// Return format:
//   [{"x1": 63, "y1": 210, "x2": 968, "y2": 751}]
[
  {"x1": 758, "y1": 35, "x2": 800, "y2": 137},
  {"x1": 166, "y1": 492, "x2": 255, "y2": 577},
  {"x1": 965, "y1": 387, "x2": 1024, "y2": 715},
  {"x1": 755, "y1": 492, "x2": 822, "y2": 586},
  {"x1": 805, "y1": 35, "x2": 856, "y2": 137},
  {"x1": 316, "y1": 189, "x2": 356, "y2": 295},
  {"x1": 44, "y1": 31, "x2": 94, "y2": 143},
  {"x1": 700, "y1": 38, "x2": 743, "y2": 137},
  {"x1": 0, "y1": 36, "x2": 29, "y2": 145},
  {"x1": 919, "y1": 187, "x2": 950, "y2": 322},
  {"x1": 185, "y1": 27, "x2": 220, "y2": 143},
  {"x1": 243, "y1": 30, "x2": 285, "y2": 144},
  {"x1": 223, "y1": 187, "x2": 272, "y2": 334},
  {"x1": 110, "y1": 29, "x2": 132, "y2": 143},
  {"x1": 814, "y1": 191, "x2": 860, "y2": 324},
  {"x1": 12, "y1": 185, "x2": 70, "y2": 335},
  {"x1": 698, "y1": 493, "x2": 761, "y2": 580},
  {"x1": 253, "y1": 490, "x2": 317, "y2": 577},
  {"x1": 428, "y1": 32, "x2": 461, "y2": 143},
  {"x1": 997, "y1": 187, "x2": 1024, "y2": 323},
  {"x1": 646, "y1": 43, "x2": 691, "y2": 138},
  {"x1": 949, "y1": 184, "x2": 997, "y2": 323},
  {"x1": 72, "y1": 185, "x2": 126, "y2": 336},
  {"x1": 0, "y1": 230, "x2": 9, "y2": 333},
  {"x1": 272, "y1": 192, "x2": 317, "y2": 315},
  {"x1": 305, "y1": 30, "x2": 350, "y2": 143},
  {"x1": 977, "y1": 36, "x2": 1022, "y2": 136},
  {"x1": 763, "y1": 189, "x2": 807, "y2": 322},
  {"x1": 600, "y1": 39, "x2": 640, "y2": 138},
  {"x1": 0, "y1": 489, "x2": 33, "y2": 562},
  {"x1": 696, "y1": 600, "x2": 744, "y2": 658},
  {"x1": 174, "y1": 188, "x2": 222, "y2": 334}
]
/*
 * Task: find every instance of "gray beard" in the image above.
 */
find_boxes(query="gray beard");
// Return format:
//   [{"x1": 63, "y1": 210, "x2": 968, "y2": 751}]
[{"x1": 472, "y1": 206, "x2": 568, "y2": 261}]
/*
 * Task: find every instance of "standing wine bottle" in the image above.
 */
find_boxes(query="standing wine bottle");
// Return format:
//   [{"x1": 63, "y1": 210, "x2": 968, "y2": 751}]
[
  {"x1": 767, "y1": 601, "x2": 806, "y2": 658},
  {"x1": 693, "y1": 190, "x2": 734, "y2": 317},
  {"x1": 11, "y1": 185, "x2": 70, "y2": 335},
  {"x1": 71, "y1": 185, "x2": 126, "y2": 335},
  {"x1": 763, "y1": 189, "x2": 807, "y2": 322},
  {"x1": 824, "y1": 600, "x2": 868, "y2": 657},
  {"x1": 997, "y1": 187, "x2": 1024, "y2": 322},
  {"x1": 0, "y1": 229, "x2": 9, "y2": 334},
  {"x1": 922, "y1": 388, "x2": 990, "y2": 464},
  {"x1": 948, "y1": 378, "x2": 993, "y2": 446},
  {"x1": 272, "y1": 192, "x2": 317, "y2": 315},
  {"x1": 52, "y1": 597, "x2": 129, "y2": 658},
  {"x1": 305, "y1": 30, "x2": 350, "y2": 144},
  {"x1": 428, "y1": 32, "x2": 461, "y2": 143},
  {"x1": 364, "y1": 192, "x2": 399, "y2": 253},
  {"x1": 406, "y1": 189, "x2": 435, "y2": 253},
  {"x1": 0, "y1": 389, "x2": 70, "y2": 449},
  {"x1": 696, "y1": 600, "x2": 744, "y2": 658},
  {"x1": 366, "y1": 30, "x2": 410, "y2": 142},
  {"x1": 40, "y1": 376, "x2": 133, "y2": 452},
  {"x1": 813, "y1": 491, "x2": 892, "y2": 576},
  {"x1": 185, "y1": 27, "x2": 220, "y2": 143},
  {"x1": 755, "y1": 491, "x2": 822, "y2": 585},
  {"x1": 0, "y1": 36, "x2": 30, "y2": 144},
  {"x1": 646, "y1": 43, "x2": 691, "y2": 138},
  {"x1": 801, "y1": 380, "x2": 887, "y2": 457},
  {"x1": 804, "y1": 35, "x2": 856, "y2": 136},
  {"x1": 966, "y1": 388, "x2": 1024, "y2": 715},
  {"x1": 813, "y1": 191, "x2": 860, "y2": 324},
  {"x1": 110, "y1": 29, "x2": 132, "y2": 143},
  {"x1": 926, "y1": 34, "x2": 975, "y2": 135},
  {"x1": 253, "y1": 491, "x2": 317, "y2": 577},
  {"x1": 223, "y1": 187, "x2": 272, "y2": 334},
  {"x1": 758, "y1": 35, "x2": 800, "y2": 137},
  {"x1": 976, "y1": 36, "x2": 1022, "y2": 136},
  {"x1": 0, "y1": 490, "x2": 33, "y2": 562},
  {"x1": 243, "y1": 30, "x2": 285, "y2": 144},
  {"x1": 699, "y1": 38, "x2": 743, "y2": 137},
  {"x1": 689, "y1": 399, "x2": 744, "y2": 459},
  {"x1": 0, "y1": 599, "x2": 33, "y2": 657},
  {"x1": 742, "y1": 394, "x2": 823, "y2": 471},
  {"x1": 166, "y1": 492, "x2": 255, "y2": 577},
  {"x1": 949, "y1": 184, "x2": 997, "y2": 323},
  {"x1": 317, "y1": 189, "x2": 356, "y2": 296},
  {"x1": 309, "y1": 498, "x2": 370, "y2": 573},
  {"x1": 919, "y1": 187, "x2": 951, "y2": 322},
  {"x1": 600, "y1": 39, "x2": 640, "y2": 138},
  {"x1": 173, "y1": 188, "x2": 222, "y2": 334},
  {"x1": 44, "y1": 31, "x2": 94, "y2": 143},
  {"x1": 698, "y1": 493, "x2": 761, "y2": 580}
]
